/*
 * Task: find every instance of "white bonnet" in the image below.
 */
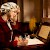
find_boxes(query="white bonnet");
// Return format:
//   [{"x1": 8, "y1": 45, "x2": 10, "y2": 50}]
[{"x1": 0, "y1": 2, "x2": 20, "y2": 13}]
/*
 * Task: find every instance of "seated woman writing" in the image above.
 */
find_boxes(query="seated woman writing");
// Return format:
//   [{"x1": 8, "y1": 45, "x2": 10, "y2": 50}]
[{"x1": 0, "y1": 2, "x2": 28, "y2": 49}]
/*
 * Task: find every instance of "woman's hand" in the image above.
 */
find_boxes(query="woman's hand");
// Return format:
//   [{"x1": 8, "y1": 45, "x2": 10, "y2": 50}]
[
  {"x1": 13, "y1": 36, "x2": 28, "y2": 47},
  {"x1": 13, "y1": 36, "x2": 23, "y2": 47},
  {"x1": 13, "y1": 36, "x2": 18, "y2": 47}
]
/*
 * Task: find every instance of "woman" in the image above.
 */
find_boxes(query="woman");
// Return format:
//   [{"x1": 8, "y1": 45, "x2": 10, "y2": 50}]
[{"x1": 0, "y1": 2, "x2": 22, "y2": 48}]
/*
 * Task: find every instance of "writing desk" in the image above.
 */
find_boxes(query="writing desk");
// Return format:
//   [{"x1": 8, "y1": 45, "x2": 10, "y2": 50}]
[{"x1": 16, "y1": 38, "x2": 44, "y2": 50}]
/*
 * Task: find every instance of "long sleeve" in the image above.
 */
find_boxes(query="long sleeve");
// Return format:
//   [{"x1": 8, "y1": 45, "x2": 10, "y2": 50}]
[
  {"x1": 0, "y1": 24, "x2": 11, "y2": 47},
  {"x1": 0, "y1": 27, "x2": 6, "y2": 47}
]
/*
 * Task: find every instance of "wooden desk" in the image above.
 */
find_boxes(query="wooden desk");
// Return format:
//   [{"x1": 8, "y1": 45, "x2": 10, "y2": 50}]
[
  {"x1": 16, "y1": 44, "x2": 44, "y2": 50},
  {"x1": 14, "y1": 38, "x2": 44, "y2": 50}
]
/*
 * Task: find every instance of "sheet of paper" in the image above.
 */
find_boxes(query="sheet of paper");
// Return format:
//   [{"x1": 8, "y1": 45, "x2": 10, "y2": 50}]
[
  {"x1": 38, "y1": 25, "x2": 50, "y2": 39},
  {"x1": 27, "y1": 38, "x2": 44, "y2": 45}
]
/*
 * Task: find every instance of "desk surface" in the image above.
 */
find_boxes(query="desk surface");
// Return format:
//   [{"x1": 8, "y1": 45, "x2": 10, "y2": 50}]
[
  {"x1": 16, "y1": 38, "x2": 44, "y2": 50},
  {"x1": 17, "y1": 44, "x2": 44, "y2": 50}
]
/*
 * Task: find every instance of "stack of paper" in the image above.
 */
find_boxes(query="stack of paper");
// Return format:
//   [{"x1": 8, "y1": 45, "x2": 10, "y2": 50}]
[{"x1": 27, "y1": 38, "x2": 44, "y2": 45}]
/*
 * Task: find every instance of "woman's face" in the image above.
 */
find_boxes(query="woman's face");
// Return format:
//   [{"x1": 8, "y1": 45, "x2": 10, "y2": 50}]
[{"x1": 9, "y1": 9, "x2": 18, "y2": 22}]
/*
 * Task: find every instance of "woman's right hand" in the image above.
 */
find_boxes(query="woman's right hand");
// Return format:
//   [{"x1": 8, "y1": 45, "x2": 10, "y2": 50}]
[
  {"x1": 13, "y1": 36, "x2": 23, "y2": 47},
  {"x1": 13, "y1": 36, "x2": 18, "y2": 47}
]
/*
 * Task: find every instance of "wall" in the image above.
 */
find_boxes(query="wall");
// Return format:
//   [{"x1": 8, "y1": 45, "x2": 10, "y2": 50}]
[
  {"x1": 23, "y1": 0, "x2": 43, "y2": 22},
  {"x1": 23, "y1": 0, "x2": 34, "y2": 22}
]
